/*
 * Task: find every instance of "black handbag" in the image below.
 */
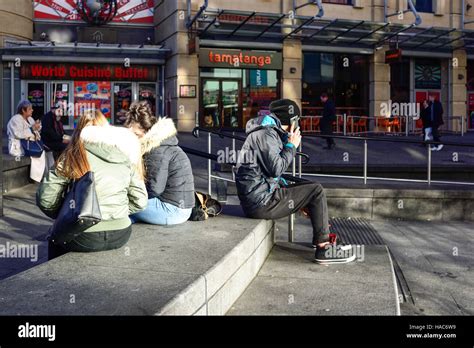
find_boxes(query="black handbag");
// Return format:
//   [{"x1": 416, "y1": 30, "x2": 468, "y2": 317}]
[
  {"x1": 20, "y1": 138, "x2": 44, "y2": 157},
  {"x1": 50, "y1": 171, "x2": 102, "y2": 245},
  {"x1": 189, "y1": 191, "x2": 222, "y2": 221}
]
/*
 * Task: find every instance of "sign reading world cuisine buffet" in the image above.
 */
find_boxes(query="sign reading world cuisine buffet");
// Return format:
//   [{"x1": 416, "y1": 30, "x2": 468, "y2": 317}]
[
  {"x1": 21, "y1": 63, "x2": 158, "y2": 82},
  {"x1": 33, "y1": 0, "x2": 154, "y2": 24},
  {"x1": 199, "y1": 48, "x2": 283, "y2": 70}
]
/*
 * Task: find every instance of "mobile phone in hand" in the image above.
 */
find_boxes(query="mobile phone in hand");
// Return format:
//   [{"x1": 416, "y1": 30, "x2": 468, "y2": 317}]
[{"x1": 290, "y1": 115, "x2": 300, "y2": 131}]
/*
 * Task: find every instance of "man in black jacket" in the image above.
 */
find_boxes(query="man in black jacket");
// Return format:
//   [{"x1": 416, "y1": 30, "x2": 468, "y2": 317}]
[
  {"x1": 235, "y1": 99, "x2": 355, "y2": 264},
  {"x1": 41, "y1": 103, "x2": 70, "y2": 160},
  {"x1": 428, "y1": 95, "x2": 444, "y2": 151},
  {"x1": 320, "y1": 93, "x2": 336, "y2": 150}
]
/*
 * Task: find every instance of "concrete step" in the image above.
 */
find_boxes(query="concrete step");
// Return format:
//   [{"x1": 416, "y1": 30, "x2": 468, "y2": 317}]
[
  {"x1": 0, "y1": 203, "x2": 274, "y2": 315},
  {"x1": 226, "y1": 215, "x2": 400, "y2": 315},
  {"x1": 227, "y1": 243, "x2": 400, "y2": 316}
]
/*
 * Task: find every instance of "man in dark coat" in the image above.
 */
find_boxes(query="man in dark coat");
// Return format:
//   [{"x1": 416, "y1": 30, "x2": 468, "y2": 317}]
[
  {"x1": 41, "y1": 102, "x2": 69, "y2": 160},
  {"x1": 235, "y1": 99, "x2": 355, "y2": 264},
  {"x1": 428, "y1": 95, "x2": 444, "y2": 151},
  {"x1": 320, "y1": 93, "x2": 336, "y2": 150}
]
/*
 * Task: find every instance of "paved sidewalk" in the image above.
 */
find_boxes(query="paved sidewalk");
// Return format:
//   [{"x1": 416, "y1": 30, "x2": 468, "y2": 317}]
[{"x1": 0, "y1": 184, "x2": 49, "y2": 280}]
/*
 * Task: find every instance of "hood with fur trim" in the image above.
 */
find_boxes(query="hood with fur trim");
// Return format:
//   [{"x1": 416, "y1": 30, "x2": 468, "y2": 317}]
[
  {"x1": 80, "y1": 125, "x2": 141, "y2": 165},
  {"x1": 140, "y1": 117, "x2": 178, "y2": 154}
]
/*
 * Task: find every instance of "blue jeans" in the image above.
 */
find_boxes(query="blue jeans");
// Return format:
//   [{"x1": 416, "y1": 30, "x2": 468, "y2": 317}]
[{"x1": 130, "y1": 197, "x2": 192, "y2": 226}]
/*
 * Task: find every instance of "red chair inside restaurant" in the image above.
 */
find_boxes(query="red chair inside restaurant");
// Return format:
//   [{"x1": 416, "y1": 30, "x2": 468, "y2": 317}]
[{"x1": 355, "y1": 117, "x2": 368, "y2": 134}]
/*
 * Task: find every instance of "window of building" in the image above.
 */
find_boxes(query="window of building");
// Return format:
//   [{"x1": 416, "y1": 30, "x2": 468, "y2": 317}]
[
  {"x1": 413, "y1": 0, "x2": 433, "y2": 13},
  {"x1": 302, "y1": 52, "x2": 369, "y2": 117},
  {"x1": 390, "y1": 58, "x2": 411, "y2": 104}
]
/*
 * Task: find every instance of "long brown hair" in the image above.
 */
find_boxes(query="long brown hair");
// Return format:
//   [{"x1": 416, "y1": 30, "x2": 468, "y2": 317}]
[{"x1": 56, "y1": 109, "x2": 109, "y2": 180}]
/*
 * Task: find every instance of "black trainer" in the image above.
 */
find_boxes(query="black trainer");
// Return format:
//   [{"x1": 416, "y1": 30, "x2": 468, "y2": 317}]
[{"x1": 315, "y1": 233, "x2": 357, "y2": 264}]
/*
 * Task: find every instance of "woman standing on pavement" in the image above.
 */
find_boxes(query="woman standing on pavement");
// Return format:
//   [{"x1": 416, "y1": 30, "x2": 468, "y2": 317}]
[{"x1": 7, "y1": 100, "x2": 46, "y2": 182}]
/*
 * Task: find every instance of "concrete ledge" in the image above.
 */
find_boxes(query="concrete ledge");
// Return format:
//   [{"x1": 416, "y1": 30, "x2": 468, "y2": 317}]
[
  {"x1": 2, "y1": 155, "x2": 31, "y2": 193},
  {"x1": 0, "y1": 207, "x2": 274, "y2": 315},
  {"x1": 325, "y1": 188, "x2": 474, "y2": 221}
]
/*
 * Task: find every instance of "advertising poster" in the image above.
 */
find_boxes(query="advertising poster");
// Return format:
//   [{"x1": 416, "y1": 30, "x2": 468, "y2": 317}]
[
  {"x1": 74, "y1": 81, "x2": 111, "y2": 126},
  {"x1": 27, "y1": 84, "x2": 45, "y2": 121},
  {"x1": 33, "y1": 0, "x2": 154, "y2": 24}
]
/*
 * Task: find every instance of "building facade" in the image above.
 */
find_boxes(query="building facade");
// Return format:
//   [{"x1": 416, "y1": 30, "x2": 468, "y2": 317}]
[
  {"x1": 1, "y1": 0, "x2": 474, "y2": 133},
  {"x1": 156, "y1": 0, "x2": 474, "y2": 132}
]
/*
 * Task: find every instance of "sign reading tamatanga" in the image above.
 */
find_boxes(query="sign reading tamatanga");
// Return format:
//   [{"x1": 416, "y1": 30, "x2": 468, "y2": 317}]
[{"x1": 199, "y1": 48, "x2": 283, "y2": 70}]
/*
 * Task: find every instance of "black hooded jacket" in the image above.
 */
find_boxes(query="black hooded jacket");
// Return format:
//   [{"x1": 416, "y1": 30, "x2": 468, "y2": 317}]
[
  {"x1": 141, "y1": 118, "x2": 195, "y2": 209},
  {"x1": 235, "y1": 114, "x2": 296, "y2": 211}
]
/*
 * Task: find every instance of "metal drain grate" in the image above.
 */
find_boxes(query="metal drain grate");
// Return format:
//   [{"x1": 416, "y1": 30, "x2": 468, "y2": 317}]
[
  {"x1": 329, "y1": 217, "x2": 414, "y2": 305},
  {"x1": 329, "y1": 217, "x2": 385, "y2": 245}
]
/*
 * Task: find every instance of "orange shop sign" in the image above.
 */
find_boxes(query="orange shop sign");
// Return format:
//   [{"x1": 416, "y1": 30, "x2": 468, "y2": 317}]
[{"x1": 199, "y1": 48, "x2": 282, "y2": 70}]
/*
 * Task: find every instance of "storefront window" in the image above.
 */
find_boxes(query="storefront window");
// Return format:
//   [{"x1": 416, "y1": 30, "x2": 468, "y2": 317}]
[
  {"x1": 201, "y1": 68, "x2": 280, "y2": 128},
  {"x1": 467, "y1": 61, "x2": 474, "y2": 130},
  {"x1": 391, "y1": 58, "x2": 411, "y2": 104},
  {"x1": 113, "y1": 83, "x2": 132, "y2": 126},
  {"x1": 139, "y1": 83, "x2": 157, "y2": 116},
  {"x1": 414, "y1": 59, "x2": 441, "y2": 90},
  {"x1": 74, "y1": 81, "x2": 112, "y2": 126},
  {"x1": 302, "y1": 52, "x2": 368, "y2": 116}
]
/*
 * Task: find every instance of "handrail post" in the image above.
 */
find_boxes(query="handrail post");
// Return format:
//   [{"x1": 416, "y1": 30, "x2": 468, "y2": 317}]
[
  {"x1": 405, "y1": 114, "x2": 409, "y2": 137},
  {"x1": 298, "y1": 142, "x2": 302, "y2": 178},
  {"x1": 343, "y1": 113, "x2": 347, "y2": 136},
  {"x1": 208, "y1": 132, "x2": 212, "y2": 195},
  {"x1": 363, "y1": 140, "x2": 368, "y2": 185},
  {"x1": 288, "y1": 159, "x2": 296, "y2": 243},
  {"x1": 427, "y1": 144, "x2": 432, "y2": 186},
  {"x1": 461, "y1": 116, "x2": 465, "y2": 137},
  {"x1": 232, "y1": 131, "x2": 236, "y2": 181}
]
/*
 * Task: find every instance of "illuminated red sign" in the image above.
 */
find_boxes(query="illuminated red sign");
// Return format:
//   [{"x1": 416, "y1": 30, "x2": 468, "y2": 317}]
[
  {"x1": 385, "y1": 49, "x2": 403, "y2": 64},
  {"x1": 21, "y1": 63, "x2": 157, "y2": 81},
  {"x1": 199, "y1": 48, "x2": 282, "y2": 70}
]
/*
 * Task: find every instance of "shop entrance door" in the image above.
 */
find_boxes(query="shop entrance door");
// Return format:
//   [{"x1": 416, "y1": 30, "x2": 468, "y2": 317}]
[{"x1": 201, "y1": 79, "x2": 241, "y2": 128}]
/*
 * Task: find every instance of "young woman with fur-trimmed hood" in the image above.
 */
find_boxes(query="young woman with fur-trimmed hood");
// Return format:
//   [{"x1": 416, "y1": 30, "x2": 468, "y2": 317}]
[
  {"x1": 37, "y1": 109, "x2": 148, "y2": 259},
  {"x1": 125, "y1": 102, "x2": 195, "y2": 225}
]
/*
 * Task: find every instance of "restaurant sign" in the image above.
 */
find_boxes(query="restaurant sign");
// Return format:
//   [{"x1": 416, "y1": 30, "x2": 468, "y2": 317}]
[
  {"x1": 21, "y1": 63, "x2": 157, "y2": 82},
  {"x1": 199, "y1": 48, "x2": 282, "y2": 70}
]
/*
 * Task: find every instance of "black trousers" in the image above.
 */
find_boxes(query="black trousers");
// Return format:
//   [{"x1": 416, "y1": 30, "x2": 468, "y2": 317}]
[
  {"x1": 432, "y1": 126, "x2": 441, "y2": 143},
  {"x1": 320, "y1": 118, "x2": 335, "y2": 147},
  {"x1": 48, "y1": 225, "x2": 132, "y2": 260},
  {"x1": 243, "y1": 182, "x2": 330, "y2": 245}
]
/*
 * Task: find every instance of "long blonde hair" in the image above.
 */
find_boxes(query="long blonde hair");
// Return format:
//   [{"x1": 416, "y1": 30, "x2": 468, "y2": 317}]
[{"x1": 56, "y1": 110, "x2": 109, "y2": 180}]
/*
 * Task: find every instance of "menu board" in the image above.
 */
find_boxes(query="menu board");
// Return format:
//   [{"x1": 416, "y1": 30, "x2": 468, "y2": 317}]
[
  {"x1": 27, "y1": 84, "x2": 45, "y2": 121},
  {"x1": 74, "y1": 81, "x2": 111, "y2": 126}
]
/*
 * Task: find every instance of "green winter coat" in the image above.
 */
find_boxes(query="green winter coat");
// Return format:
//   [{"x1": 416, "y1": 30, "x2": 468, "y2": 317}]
[{"x1": 36, "y1": 125, "x2": 148, "y2": 233}]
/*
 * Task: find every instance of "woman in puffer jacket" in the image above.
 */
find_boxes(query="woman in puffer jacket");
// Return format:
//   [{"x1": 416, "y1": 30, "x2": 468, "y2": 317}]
[
  {"x1": 36, "y1": 109, "x2": 148, "y2": 258},
  {"x1": 125, "y1": 102, "x2": 195, "y2": 225}
]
